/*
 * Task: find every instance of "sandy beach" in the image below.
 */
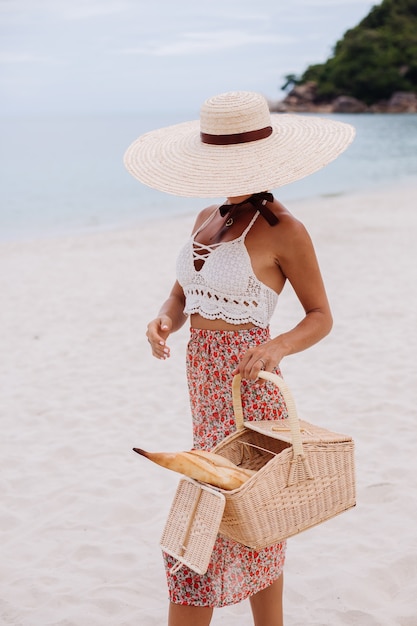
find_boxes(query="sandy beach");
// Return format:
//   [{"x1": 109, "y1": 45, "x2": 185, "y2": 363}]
[{"x1": 1, "y1": 181, "x2": 417, "y2": 626}]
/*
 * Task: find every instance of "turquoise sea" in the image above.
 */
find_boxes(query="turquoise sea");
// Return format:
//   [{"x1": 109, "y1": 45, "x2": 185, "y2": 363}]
[{"x1": 0, "y1": 111, "x2": 416, "y2": 241}]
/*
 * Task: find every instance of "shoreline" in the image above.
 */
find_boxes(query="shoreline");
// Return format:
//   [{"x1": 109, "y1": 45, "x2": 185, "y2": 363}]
[
  {"x1": 1, "y1": 181, "x2": 417, "y2": 625},
  {"x1": 1, "y1": 175, "x2": 416, "y2": 246}
]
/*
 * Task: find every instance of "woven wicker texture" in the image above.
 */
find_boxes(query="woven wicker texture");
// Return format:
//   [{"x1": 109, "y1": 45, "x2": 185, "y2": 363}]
[
  {"x1": 160, "y1": 478, "x2": 225, "y2": 575},
  {"x1": 214, "y1": 372, "x2": 356, "y2": 548},
  {"x1": 123, "y1": 91, "x2": 356, "y2": 197},
  {"x1": 161, "y1": 371, "x2": 356, "y2": 570}
]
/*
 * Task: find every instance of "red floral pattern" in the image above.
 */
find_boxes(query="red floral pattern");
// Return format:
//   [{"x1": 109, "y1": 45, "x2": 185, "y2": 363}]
[{"x1": 164, "y1": 327, "x2": 288, "y2": 608}]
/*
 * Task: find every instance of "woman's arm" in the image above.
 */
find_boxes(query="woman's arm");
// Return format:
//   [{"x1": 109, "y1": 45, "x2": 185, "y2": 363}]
[
  {"x1": 146, "y1": 280, "x2": 187, "y2": 360},
  {"x1": 273, "y1": 220, "x2": 333, "y2": 353},
  {"x1": 236, "y1": 220, "x2": 333, "y2": 379},
  {"x1": 146, "y1": 205, "x2": 217, "y2": 359}
]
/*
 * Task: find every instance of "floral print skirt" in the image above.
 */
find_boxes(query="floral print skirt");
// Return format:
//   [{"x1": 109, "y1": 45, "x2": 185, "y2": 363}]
[{"x1": 163, "y1": 327, "x2": 288, "y2": 608}]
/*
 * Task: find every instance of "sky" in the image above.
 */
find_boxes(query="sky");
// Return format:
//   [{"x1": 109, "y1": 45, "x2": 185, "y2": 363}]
[{"x1": 0, "y1": 0, "x2": 377, "y2": 115}]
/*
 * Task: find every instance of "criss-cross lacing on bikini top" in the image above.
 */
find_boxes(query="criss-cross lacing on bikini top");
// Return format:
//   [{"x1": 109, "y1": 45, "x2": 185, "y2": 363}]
[{"x1": 176, "y1": 210, "x2": 278, "y2": 328}]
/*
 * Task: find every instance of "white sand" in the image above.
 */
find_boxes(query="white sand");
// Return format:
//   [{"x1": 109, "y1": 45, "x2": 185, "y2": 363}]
[{"x1": 1, "y1": 182, "x2": 417, "y2": 625}]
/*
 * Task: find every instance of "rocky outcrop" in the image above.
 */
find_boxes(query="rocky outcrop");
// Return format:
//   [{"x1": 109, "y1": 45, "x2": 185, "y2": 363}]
[
  {"x1": 282, "y1": 81, "x2": 317, "y2": 109},
  {"x1": 269, "y1": 82, "x2": 417, "y2": 113},
  {"x1": 331, "y1": 96, "x2": 368, "y2": 113},
  {"x1": 270, "y1": 82, "x2": 332, "y2": 113},
  {"x1": 369, "y1": 92, "x2": 417, "y2": 113},
  {"x1": 386, "y1": 91, "x2": 417, "y2": 112}
]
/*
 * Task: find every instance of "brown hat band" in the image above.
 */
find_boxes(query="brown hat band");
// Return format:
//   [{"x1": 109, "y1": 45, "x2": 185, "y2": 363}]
[{"x1": 200, "y1": 125, "x2": 273, "y2": 146}]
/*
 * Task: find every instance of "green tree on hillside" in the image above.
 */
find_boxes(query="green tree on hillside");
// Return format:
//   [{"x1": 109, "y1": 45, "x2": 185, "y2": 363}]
[{"x1": 295, "y1": 0, "x2": 417, "y2": 104}]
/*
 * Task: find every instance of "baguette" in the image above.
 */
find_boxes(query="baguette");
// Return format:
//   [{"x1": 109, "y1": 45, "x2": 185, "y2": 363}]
[
  {"x1": 188, "y1": 449, "x2": 256, "y2": 479},
  {"x1": 133, "y1": 448, "x2": 254, "y2": 490}
]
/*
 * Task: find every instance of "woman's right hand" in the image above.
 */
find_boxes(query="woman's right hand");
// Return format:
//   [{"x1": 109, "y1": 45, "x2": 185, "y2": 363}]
[{"x1": 146, "y1": 316, "x2": 172, "y2": 359}]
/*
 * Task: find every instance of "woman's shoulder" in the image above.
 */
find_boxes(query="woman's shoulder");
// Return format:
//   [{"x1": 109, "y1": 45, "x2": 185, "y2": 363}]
[
  {"x1": 271, "y1": 199, "x2": 309, "y2": 238},
  {"x1": 191, "y1": 203, "x2": 219, "y2": 233}
]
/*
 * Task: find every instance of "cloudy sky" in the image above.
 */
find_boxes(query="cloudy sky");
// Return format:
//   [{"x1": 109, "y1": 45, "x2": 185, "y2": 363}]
[{"x1": 0, "y1": 0, "x2": 376, "y2": 115}]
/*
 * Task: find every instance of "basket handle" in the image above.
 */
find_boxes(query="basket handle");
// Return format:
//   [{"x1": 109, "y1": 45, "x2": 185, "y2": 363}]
[{"x1": 232, "y1": 371, "x2": 305, "y2": 458}]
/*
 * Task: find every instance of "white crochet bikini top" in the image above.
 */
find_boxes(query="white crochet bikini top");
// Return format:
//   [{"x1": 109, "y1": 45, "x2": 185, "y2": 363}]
[{"x1": 176, "y1": 209, "x2": 278, "y2": 328}]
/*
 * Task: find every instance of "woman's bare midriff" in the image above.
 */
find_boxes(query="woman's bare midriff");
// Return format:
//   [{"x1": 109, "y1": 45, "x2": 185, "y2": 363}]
[{"x1": 190, "y1": 313, "x2": 257, "y2": 331}]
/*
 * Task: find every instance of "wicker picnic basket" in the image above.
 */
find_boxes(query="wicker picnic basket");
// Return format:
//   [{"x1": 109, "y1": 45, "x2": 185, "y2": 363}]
[{"x1": 160, "y1": 370, "x2": 355, "y2": 573}]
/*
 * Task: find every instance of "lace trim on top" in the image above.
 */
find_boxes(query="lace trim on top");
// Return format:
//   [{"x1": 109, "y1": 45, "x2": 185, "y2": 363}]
[{"x1": 176, "y1": 210, "x2": 278, "y2": 328}]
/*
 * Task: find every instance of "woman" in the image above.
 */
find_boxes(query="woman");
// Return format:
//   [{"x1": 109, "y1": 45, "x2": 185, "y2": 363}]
[{"x1": 124, "y1": 91, "x2": 355, "y2": 626}]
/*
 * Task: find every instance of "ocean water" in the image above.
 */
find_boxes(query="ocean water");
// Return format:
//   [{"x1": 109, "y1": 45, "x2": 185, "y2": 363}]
[{"x1": 0, "y1": 111, "x2": 416, "y2": 241}]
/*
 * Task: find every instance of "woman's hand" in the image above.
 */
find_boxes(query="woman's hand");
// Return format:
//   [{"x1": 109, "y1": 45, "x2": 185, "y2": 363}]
[
  {"x1": 232, "y1": 339, "x2": 288, "y2": 380},
  {"x1": 146, "y1": 281, "x2": 188, "y2": 360},
  {"x1": 146, "y1": 316, "x2": 172, "y2": 360}
]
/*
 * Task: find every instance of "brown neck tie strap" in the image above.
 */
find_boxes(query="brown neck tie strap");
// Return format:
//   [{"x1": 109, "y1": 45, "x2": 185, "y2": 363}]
[{"x1": 219, "y1": 192, "x2": 278, "y2": 226}]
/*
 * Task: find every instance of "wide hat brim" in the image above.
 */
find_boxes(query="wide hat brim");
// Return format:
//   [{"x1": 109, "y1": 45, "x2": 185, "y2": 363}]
[{"x1": 124, "y1": 114, "x2": 356, "y2": 198}]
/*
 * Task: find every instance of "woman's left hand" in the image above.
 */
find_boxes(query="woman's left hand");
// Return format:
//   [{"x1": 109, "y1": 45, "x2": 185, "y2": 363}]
[{"x1": 232, "y1": 340, "x2": 285, "y2": 381}]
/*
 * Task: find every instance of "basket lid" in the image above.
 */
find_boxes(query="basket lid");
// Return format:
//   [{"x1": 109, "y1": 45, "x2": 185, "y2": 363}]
[
  {"x1": 244, "y1": 419, "x2": 353, "y2": 444},
  {"x1": 160, "y1": 478, "x2": 225, "y2": 575}
]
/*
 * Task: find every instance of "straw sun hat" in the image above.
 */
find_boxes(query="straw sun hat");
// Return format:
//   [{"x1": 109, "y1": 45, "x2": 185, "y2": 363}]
[{"x1": 124, "y1": 91, "x2": 355, "y2": 197}]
